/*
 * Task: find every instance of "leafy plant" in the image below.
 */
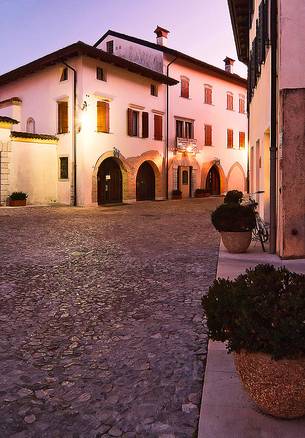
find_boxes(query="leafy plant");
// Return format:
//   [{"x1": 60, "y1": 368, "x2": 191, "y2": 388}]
[
  {"x1": 224, "y1": 190, "x2": 243, "y2": 204},
  {"x1": 9, "y1": 192, "x2": 28, "y2": 200},
  {"x1": 211, "y1": 203, "x2": 256, "y2": 232},
  {"x1": 202, "y1": 264, "x2": 305, "y2": 360},
  {"x1": 172, "y1": 189, "x2": 182, "y2": 196}
]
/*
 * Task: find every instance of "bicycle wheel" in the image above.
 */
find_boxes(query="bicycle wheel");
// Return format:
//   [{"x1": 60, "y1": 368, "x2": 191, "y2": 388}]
[{"x1": 256, "y1": 217, "x2": 269, "y2": 243}]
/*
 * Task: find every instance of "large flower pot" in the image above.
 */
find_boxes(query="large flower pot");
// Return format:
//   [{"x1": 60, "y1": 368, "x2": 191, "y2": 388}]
[
  {"x1": 220, "y1": 231, "x2": 252, "y2": 253},
  {"x1": 9, "y1": 199, "x2": 27, "y2": 207},
  {"x1": 234, "y1": 351, "x2": 305, "y2": 419}
]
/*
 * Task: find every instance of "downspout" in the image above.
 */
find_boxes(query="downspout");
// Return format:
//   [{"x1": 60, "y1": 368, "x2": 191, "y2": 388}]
[
  {"x1": 63, "y1": 61, "x2": 77, "y2": 207},
  {"x1": 270, "y1": 0, "x2": 278, "y2": 253},
  {"x1": 166, "y1": 57, "x2": 177, "y2": 199}
]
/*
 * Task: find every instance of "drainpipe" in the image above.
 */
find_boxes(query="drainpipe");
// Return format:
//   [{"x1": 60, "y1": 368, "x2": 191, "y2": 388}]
[
  {"x1": 270, "y1": 0, "x2": 278, "y2": 253},
  {"x1": 63, "y1": 61, "x2": 77, "y2": 207},
  {"x1": 166, "y1": 57, "x2": 177, "y2": 199}
]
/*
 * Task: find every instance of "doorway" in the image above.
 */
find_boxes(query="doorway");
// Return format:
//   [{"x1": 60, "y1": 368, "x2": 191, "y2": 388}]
[
  {"x1": 97, "y1": 157, "x2": 122, "y2": 204},
  {"x1": 178, "y1": 166, "x2": 192, "y2": 198},
  {"x1": 206, "y1": 165, "x2": 220, "y2": 195},
  {"x1": 136, "y1": 162, "x2": 155, "y2": 201}
]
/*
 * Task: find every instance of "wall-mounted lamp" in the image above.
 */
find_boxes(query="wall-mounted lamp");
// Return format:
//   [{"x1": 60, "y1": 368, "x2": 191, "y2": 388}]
[{"x1": 81, "y1": 101, "x2": 88, "y2": 111}]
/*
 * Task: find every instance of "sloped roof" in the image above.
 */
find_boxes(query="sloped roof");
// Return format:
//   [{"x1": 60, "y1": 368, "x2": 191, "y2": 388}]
[
  {"x1": 0, "y1": 41, "x2": 178, "y2": 86},
  {"x1": 0, "y1": 116, "x2": 19, "y2": 124},
  {"x1": 10, "y1": 131, "x2": 58, "y2": 141},
  {"x1": 94, "y1": 30, "x2": 247, "y2": 87}
]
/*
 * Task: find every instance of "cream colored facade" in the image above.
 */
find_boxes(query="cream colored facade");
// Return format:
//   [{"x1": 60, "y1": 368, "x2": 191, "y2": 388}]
[
  {"x1": 229, "y1": 0, "x2": 305, "y2": 258},
  {"x1": 0, "y1": 31, "x2": 247, "y2": 207}
]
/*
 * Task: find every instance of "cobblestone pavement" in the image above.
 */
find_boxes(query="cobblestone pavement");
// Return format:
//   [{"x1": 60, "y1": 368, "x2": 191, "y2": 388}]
[{"x1": 0, "y1": 199, "x2": 220, "y2": 438}]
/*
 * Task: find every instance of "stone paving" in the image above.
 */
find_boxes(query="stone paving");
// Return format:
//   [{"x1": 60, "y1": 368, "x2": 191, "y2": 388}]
[{"x1": 0, "y1": 199, "x2": 220, "y2": 438}]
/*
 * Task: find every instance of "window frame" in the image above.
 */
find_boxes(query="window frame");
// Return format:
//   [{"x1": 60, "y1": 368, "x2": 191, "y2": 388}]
[
  {"x1": 204, "y1": 84, "x2": 213, "y2": 105},
  {"x1": 226, "y1": 92, "x2": 234, "y2": 111},
  {"x1": 26, "y1": 117, "x2": 36, "y2": 134},
  {"x1": 96, "y1": 67, "x2": 106, "y2": 81},
  {"x1": 180, "y1": 76, "x2": 190, "y2": 99},
  {"x1": 60, "y1": 67, "x2": 68, "y2": 82},
  {"x1": 97, "y1": 100, "x2": 110, "y2": 133},
  {"x1": 175, "y1": 118, "x2": 194, "y2": 139},
  {"x1": 204, "y1": 124, "x2": 213, "y2": 146},
  {"x1": 106, "y1": 40, "x2": 114, "y2": 54},
  {"x1": 239, "y1": 95, "x2": 246, "y2": 114},
  {"x1": 59, "y1": 156, "x2": 69, "y2": 180},
  {"x1": 227, "y1": 128, "x2": 234, "y2": 148},
  {"x1": 239, "y1": 131, "x2": 246, "y2": 149},
  {"x1": 57, "y1": 100, "x2": 69, "y2": 134},
  {"x1": 150, "y1": 84, "x2": 158, "y2": 97}
]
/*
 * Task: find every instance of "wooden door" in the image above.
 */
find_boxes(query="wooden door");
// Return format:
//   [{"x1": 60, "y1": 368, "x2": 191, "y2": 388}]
[
  {"x1": 136, "y1": 162, "x2": 155, "y2": 201},
  {"x1": 97, "y1": 158, "x2": 122, "y2": 204},
  {"x1": 179, "y1": 166, "x2": 190, "y2": 198},
  {"x1": 206, "y1": 165, "x2": 220, "y2": 195}
]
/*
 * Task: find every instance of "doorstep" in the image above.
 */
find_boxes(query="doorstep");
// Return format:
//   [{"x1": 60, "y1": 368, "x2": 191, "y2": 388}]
[{"x1": 198, "y1": 242, "x2": 305, "y2": 438}]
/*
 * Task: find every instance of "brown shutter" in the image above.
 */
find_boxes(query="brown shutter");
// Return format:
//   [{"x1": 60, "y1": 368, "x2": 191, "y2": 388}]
[
  {"x1": 127, "y1": 108, "x2": 133, "y2": 136},
  {"x1": 97, "y1": 101, "x2": 109, "y2": 133},
  {"x1": 205, "y1": 125, "x2": 212, "y2": 146},
  {"x1": 142, "y1": 112, "x2": 149, "y2": 138},
  {"x1": 227, "y1": 129, "x2": 233, "y2": 148},
  {"x1": 58, "y1": 101, "x2": 68, "y2": 134},
  {"x1": 154, "y1": 115, "x2": 162, "y2": 140},
  {"x1": 181, "y1": 78, "x2": 189, "y2": 98},
  {"x1": 239, "y1": 132, "x2": 245, "y2": 149}
]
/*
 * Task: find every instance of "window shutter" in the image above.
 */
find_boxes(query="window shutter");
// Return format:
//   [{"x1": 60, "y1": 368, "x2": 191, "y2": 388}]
[
  {"x1": 142, "y1": 112, "x2": 149, "y2": 138},
  {"x1": 97, "y1": 101, "x2": 109, "y2": 133},
  {"x1": 58, "y1": 101, "x2": 68, "y2": 134},
  {"x1": 227, "y1": 129, "x2": 233, "y2": 148},
  {"x1": 263, "y1": 0, "x2": 270, "y2": 48},
  {"x1": 205, "y1": 125, "x2": 212, "y2": 146},
  {"x1": 181, "y1": 78, "x2": 189, "y2": 98},
  {"x1": 239, "y1": 132, "x2": 245, "y2": 149},
  {"x1": 154, "y1": 115, "x2": 162, "y2": 140},
  {"x1": 127, "y1": 108, "x2": 133, "y2": 136}
]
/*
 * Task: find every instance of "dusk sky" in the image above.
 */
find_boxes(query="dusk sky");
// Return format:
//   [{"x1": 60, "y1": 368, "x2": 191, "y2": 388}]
[{"x1": 0, "y1": 0, "x2": 247, "y2": 77}]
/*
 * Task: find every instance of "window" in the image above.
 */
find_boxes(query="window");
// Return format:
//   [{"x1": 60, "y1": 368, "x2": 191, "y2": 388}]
[
  {"x1": 175, "y1": 119, "x2": 194, "y2": 139},
  {"x1": 204, "y1": 124, "x2": 212, "y2": 146},
  {"x1": 97, "y1": 101, "x2": 110, "y2": 133},
  {"x1": 127, "y1": 108, "x2": 139, "y2": 136},
  {"x1": 142, "y1": 112, "x2": 149, "y2": 138},
  {"x1": 239, "y1": 96, "x2": 245, "y2": 113},
  {"x1": 227, "y1": 93, "x2": 234, "y2": 110},
  {"x1": 182, "y1": 170, "x2": 188, "y2": 185},
  {"x1": 60, "y1": 67, "x2": 68, "y2": 82},
  {"x1": 26, "y1": 117, "x2": 35, "y2": 134},
  {"x1": 180, "y1": 77, "x2": 189, "y2": 99},
  {"x1": 106, "y1": 40, "x2": 114, "y2": 54},
  {"x1": 227, "y1": 129, "x2": 234, "y2": 148},
  {"x1": 239, "y1": 132, "x2": 246, "y2": 149},
  {"x1": 59, "y1": 157, "x2": 68, "y2": 179},
  {"x1": 97, "y1": 67, "x2": 106, "y2": 81},
  {"x1": 151, "y1": 84, "x2": 158, "y2": 97},
  {"x1": 204, "y1": 85, "x2": 212, "y2": 105},
  {"x1": 154, "y1": 114, "x2": 163, "y2": 141},
  {"x1": 57, "y1": 101, "x2": 68, "y2": 134},
  {"x1": 176, "y1": 120, "x2": 184, "y2": 138}
]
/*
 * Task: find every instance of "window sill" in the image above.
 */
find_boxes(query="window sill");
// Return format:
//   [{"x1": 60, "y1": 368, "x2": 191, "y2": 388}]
[
  {"x1": 57, "y1": 131, "x2": 70, "y2": 135},
  {"x1": 58, "y1": 178, "x2": 69, "y2": 182},
  {"x1": 204, "y1": 144, "x2": 214, "y2": 147},
  {"x1": 226, "y1": 109, "x2": 235, "y2": 112},
  {"x1": 204, "y1": 102, "x2": 214, "y2": 106},
  {"x1": 96, "y1": 130, "x2": 112, "y2": 134},
  {"x1": 180, "y1": 96, "x2": 191, "y2": 100}
]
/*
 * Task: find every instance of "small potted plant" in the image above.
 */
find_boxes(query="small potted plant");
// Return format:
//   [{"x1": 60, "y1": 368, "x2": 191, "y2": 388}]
[
  {"x1": 172, "y1": 189, "x2": 182, "y2": 200},
  {"x1": 195, "y1": 188, "x2": 211, "y2": 198},
  {"x1": 9, "y1": 192, "x2": 28, "y2": 206},
  {"x1": 224, "y1": 189, "x2": 243, "y2": 204},
  {"x1": 202, "y1": 264, "x2": 305, "y2": 419},
  {"x1": 211, "y1": 202, "x2": 256, "y2": 253}
]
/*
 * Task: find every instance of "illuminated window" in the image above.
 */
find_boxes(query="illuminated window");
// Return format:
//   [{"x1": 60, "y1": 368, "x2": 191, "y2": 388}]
[
  {"x1": 227, "y1": 129, "x2": 234, "y2": 148},
  {"x1": 239, "y1": 132, "x2": 246, "y2": 149}
]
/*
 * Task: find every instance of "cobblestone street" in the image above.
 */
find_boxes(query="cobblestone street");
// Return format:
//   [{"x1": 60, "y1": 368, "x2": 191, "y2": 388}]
[{"x1": 0, "y1": 199, "x2": 220, "y2": 438}]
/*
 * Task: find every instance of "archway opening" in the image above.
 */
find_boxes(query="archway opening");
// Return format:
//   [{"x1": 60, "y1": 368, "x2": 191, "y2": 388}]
[
  {"x1": 206, "y1": 165, "x2": 221, "y2": 195},
  {"x1": 97, "y1": 157, "x2": 122, "y2": 204},
  {"x1": 136, "y1": 161, "x2": 155, "y2": 201}
]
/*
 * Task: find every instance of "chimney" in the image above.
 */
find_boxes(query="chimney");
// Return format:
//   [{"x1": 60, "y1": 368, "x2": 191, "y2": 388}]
[
  {"x1": 154, "y1": 26, "x2": 170, "y2": 46},
  {"x1": 223, "y1": 56, "x2": 235, "y2": 74}
]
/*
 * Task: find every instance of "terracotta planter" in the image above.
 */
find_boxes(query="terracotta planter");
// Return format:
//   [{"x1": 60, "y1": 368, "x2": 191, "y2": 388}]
[
  {"x1": 9, "y1": 199, "x2": 26, "y2": 207},
  {"x1": 195, "y1": 192, "x2": 211, "y2": 198},
  {"x1": 234, "y1": 351, "x2": 305, "y2": 419},
  {"x1": 221, "y1": 231, "x2": 252, "y2": 253}
]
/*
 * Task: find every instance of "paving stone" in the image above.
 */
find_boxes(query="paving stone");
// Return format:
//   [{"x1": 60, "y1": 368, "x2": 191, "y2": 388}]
[{"x1": 0, "y1": 199, "x2": 220, "y2": 437}]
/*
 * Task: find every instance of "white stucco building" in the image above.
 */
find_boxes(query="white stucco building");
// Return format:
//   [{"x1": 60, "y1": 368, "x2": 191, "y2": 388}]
[{"x1": 0, "y1": 28, "x2": 247, "y2": 206}]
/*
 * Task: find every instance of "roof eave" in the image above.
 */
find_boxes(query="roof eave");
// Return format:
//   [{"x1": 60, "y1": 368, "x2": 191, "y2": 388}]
[{"x1": 227, "y1": 0, "x2": 249, "y2": 64}]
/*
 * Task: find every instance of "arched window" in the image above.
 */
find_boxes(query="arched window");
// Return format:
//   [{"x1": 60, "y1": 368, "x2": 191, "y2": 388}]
[{"x1": 26, "y1": 117, "x2": 35, "y2": 134}]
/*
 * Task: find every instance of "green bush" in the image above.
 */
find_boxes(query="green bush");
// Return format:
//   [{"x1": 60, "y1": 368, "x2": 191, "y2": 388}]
[
  {"x1": 9, "y1": 192, "x2": 28, "y2": 200},
  {"x1": 211, "y1": 203, "x2": 256, "y2": 232},
  {"x1": 202, "y1": 264, "x2": 305, "y2": 360},
  {"x1": 224, "y1": 190, "x2": 243, "y2": 204}
]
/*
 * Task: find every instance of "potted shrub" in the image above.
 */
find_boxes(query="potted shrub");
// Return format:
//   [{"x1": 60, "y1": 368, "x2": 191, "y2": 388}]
[
  {"x1": 202, "y1": 264, "x2": 305, "y2": 419},
  {"x1": 211, "y1": 202, "x2": 256, "y2": 253},
  {"x1": 224, "y1": 189, "x2": 243, "y2": 204},
  {"x1": 195, "y1": 188, "x2": 211, "y2": 198},
  {"x1": 9, "y1": 192, "x2": 28, "y2": 206},
  {"x1": 172, "y1": 189, "x2": 182, "y2": 200}
]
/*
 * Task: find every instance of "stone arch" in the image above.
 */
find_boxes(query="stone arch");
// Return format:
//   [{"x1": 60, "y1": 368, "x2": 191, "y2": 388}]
[
  {"x1": 92, "y1": 150, "x2": 131, "y2": 204},
  {"x1": 128, "y1": 150, "x2": 164, "y2": 200},
  {"x1": 202, "y1": 160, "x2": 227, "y2": 194},
  {"x1": 168, "y1": 154, "x2": 201, "y2": 196},
  {"x1": 227, "y1": 161, "x2": 247, "y2": 192}
]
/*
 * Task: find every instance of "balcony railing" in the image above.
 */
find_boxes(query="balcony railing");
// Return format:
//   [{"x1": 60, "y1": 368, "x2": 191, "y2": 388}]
[{"x1": 171, "y1": 137, "x2": 199, "y2": 153}]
